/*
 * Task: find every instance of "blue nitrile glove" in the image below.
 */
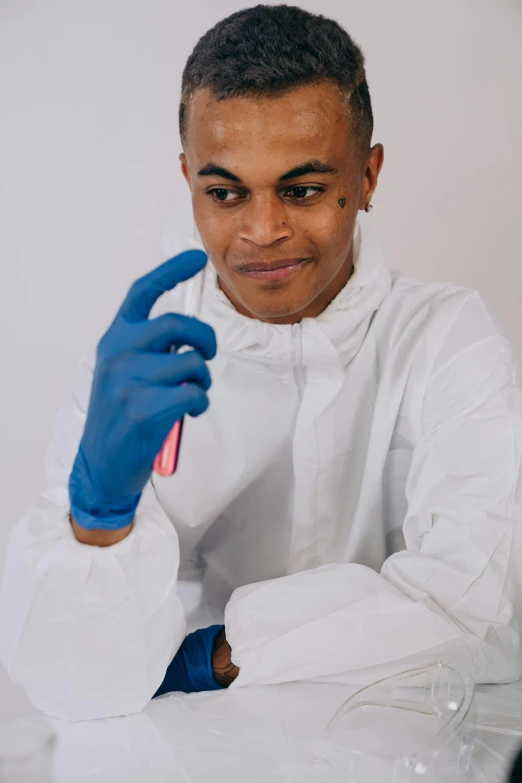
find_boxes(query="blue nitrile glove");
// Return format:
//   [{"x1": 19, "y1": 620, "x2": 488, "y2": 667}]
[
  {"x1": 153, "y1": 625, "x2": 225, "y2": 697},
  {"x1": 69, "y1": 250, "x2": 217, "y2": 530}
]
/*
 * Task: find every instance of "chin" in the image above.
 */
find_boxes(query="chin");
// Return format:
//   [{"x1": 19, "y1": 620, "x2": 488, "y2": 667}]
[
  {"x1": 240, "y1": 294, "x2": 311, "y2": 321},
  {"x1": 218, "y1": 273, "x2": 318, "y2": 322}
]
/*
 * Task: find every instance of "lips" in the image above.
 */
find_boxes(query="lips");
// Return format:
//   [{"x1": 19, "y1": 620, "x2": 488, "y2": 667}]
[
  {"x1": 237, "y1": 258, "x2": 307, "y2": 282},
  {"x1": 239, "y1": 258, "x2": 304, "y2": 272}
]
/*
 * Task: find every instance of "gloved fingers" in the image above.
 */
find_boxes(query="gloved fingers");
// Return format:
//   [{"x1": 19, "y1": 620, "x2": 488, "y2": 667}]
[
  {"x1": 117, "y1": 250, "x2": 208, "y2": 323},
  {"x1": 165, "y1": 382, "x2": 210, "y2": 419},
  {"x1": 129, "y1": 382, "x2": 210, "y2": 427},
  {"x1": 136, "y1": 312, "x2": 217, "y2": 360},
  {"x1": 126, "y1": 350, "x2": 212, "y2": 391}
]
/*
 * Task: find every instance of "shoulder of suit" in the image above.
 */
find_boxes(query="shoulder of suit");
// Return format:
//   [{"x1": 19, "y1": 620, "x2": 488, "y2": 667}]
[{"x1": 385, "y1": 270, "x2": 481, "y2": 323}]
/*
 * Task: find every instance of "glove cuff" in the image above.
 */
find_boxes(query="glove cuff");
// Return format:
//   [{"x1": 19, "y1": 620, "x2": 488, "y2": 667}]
[{"x1": 69, "y1": 445, "x2": 142, "y2": 531}]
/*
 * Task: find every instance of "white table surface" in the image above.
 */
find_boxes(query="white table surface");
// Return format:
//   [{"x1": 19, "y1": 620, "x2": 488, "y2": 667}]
[{"x1": 43, "y1": 679, "x2": 522, "y2": 783}]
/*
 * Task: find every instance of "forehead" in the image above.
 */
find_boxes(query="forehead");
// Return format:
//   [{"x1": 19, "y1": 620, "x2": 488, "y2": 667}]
[{"x1": 184, "y1": 81, "x2": 354, "y2": 171}]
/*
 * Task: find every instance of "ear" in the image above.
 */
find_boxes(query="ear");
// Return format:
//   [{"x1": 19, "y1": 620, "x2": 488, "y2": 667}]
[
  {"x1": 359, "y1": 143, "x2": 384, "y2": 210},
  {"x1": 179, "y1": 152, "x2": 191, "y2": 187}
]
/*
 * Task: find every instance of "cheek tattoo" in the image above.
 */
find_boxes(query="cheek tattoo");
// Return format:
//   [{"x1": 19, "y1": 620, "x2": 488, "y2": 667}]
[{"x1": 338, "y1": 197, "x2": 346, "y2": 208}]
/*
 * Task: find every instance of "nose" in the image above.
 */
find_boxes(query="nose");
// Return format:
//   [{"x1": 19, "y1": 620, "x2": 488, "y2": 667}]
[{"x1": 238, "y1": 192, "x2": 292, "y2": 246}]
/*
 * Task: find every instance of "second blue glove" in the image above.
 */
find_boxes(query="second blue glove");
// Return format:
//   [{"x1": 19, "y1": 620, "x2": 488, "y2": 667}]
[{"x1": 153, "y1": 625, "x2": 225, "y2": 697}]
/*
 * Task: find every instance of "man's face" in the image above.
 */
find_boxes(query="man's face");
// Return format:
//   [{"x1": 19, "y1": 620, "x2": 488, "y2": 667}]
[{"x1": 180, "y1": 80, "x2": 382, "y2": 323}]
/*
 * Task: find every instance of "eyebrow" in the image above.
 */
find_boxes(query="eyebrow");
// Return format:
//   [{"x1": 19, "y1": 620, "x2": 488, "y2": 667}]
[{"x1": 196, "y1": 159, "x2": 339, "y2": 183}]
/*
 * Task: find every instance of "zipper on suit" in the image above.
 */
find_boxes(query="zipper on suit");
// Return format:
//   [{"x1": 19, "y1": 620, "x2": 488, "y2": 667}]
[{"x1": 292, "y1": 323, "x2": 305, "y2": 400}]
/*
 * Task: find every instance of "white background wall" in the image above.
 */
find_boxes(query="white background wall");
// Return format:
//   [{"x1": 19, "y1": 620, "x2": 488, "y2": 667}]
[{"x1": 1, "y1": 0, "x2": 521, "y2": 719}]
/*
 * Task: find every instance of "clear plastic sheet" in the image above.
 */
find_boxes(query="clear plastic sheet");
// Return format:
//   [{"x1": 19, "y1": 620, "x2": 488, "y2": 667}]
[{"x1": 47, "y1": 676, "x2": 522, "y2": 782}]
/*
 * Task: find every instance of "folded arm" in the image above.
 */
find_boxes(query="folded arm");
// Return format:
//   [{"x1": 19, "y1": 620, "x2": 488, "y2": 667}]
[{"x1": 224, "y1": 294, "x2": 522, "y2": 687}]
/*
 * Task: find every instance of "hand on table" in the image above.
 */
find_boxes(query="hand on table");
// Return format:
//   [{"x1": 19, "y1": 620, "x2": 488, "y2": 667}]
[
  {"x1": 153, "y1": 625, "x2": 239, "y2": 698},
  {"x1": 212, "y1": 627, "x2": 240, "y2": 687}
]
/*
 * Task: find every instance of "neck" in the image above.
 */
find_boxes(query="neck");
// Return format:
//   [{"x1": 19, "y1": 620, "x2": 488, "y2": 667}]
[{"x1": 218, "y1": 245, "x2": 354, "y2": 325}]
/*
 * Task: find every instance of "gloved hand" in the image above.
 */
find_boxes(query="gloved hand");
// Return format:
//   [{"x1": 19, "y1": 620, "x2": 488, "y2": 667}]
[
  {"x1": 69, "y1": 250, "x2": 217, "y2": 530},
  {"x1": 153, "y1": 625, "x2": 225, "y2": 697}
]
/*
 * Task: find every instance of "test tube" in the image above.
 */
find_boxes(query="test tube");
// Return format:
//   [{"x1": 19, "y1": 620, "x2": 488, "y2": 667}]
[{"x1": 153, "y1": 240, "x2": 208, "y2": 477}]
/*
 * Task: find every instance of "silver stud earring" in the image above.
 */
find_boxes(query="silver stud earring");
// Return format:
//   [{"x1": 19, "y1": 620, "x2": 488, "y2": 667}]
[{"x1": 364, "y1": 204, "x2": 373, "y2": 213}]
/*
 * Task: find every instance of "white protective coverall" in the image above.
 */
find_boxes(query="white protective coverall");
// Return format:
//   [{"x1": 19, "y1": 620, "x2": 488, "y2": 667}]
[{"x1": 1, "y1": 213, "x2": 521, "y2": 721}]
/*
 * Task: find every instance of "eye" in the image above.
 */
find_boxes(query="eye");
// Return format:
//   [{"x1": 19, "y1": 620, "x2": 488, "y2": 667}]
[
  {"x1": 286, "y1": 186, "x2": 324, "y2": 201},
  {"x1": 207, "y1": 188, "x2": 241, "y2": 202}
]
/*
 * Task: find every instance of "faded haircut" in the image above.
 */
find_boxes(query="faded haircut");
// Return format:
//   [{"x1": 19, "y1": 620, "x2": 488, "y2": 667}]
[{"x1": 179, "y1": 4, "x2": 373, "y2": 155}]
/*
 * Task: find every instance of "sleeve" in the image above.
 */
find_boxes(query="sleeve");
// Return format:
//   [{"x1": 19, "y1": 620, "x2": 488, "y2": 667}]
[
  {"x1": 0, "y1": 353, "x2": 186, "y2": 721},
  {"x1": 224, "y1": 293, "x2": 522, "y2": 688}
]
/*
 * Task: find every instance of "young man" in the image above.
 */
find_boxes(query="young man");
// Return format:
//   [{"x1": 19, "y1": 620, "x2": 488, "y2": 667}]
[{"x1": 1, "y1": 4, "x2": 521, "y2": 720}]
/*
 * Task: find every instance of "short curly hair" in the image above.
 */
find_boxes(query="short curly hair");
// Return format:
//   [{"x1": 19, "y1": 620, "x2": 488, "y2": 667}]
[{"x1": 179, "y1": 4, "x2": 373, "y2": 155}]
